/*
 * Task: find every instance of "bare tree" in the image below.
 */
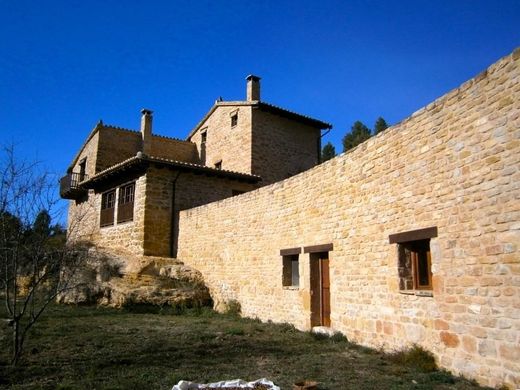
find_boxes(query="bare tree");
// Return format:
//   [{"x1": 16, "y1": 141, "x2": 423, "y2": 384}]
[{"x1": 0, "y1": 145, "x2": 87, "y2": 365}]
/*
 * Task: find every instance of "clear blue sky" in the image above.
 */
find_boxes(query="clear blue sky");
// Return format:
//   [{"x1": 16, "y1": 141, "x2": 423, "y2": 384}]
[{"x1": 1, "y1": 1, "x2": 518, "y2": 184}]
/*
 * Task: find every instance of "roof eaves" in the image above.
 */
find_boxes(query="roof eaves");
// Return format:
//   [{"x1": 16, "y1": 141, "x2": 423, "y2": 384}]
[
  {"x1": 81, "y1": 153, "x2": 262, "y2": 187},
  {"x1": 257, "y1": 102, "x2": 332, "y2": 129}
]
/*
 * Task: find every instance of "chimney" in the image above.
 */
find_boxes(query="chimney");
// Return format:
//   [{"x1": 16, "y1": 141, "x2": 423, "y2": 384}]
[
  {"x1": 141, "y1": 109, "x2": 153, "y2": 155},
  {"x1": 246, "y1": 75, "x2": 261, "y2": 101}
]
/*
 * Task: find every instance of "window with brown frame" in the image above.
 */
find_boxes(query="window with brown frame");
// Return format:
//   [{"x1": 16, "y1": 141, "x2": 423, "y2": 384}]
[
  {"x1": 282, "y1": 254, "x2": 300, "y2": 288},
  {"x1": 398, "y1": 239, "x2": 432, "y2": 291},
  {"x1": 117, "y1": 182, "x2": 135, "y2": 223},
  {"x1": 100, "y1": 190, "x2": 116, "y2": 227}
]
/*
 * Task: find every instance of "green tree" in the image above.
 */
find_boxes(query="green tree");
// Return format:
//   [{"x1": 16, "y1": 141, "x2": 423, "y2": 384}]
[
  {"x1": 321, "y1": 141, "x2": 336, "y2": 162},
  {"x1": 342, "y1": 121, "x2": 371, "y2": 152},
  {"x1": 374, "y1": 117, "x2": 389, "y2": 135},
  {"x1": 33, "y1": 209, "x2": 51, "y2": 238}
]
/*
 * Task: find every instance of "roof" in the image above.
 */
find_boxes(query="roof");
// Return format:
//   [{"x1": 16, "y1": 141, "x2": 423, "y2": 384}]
[
  {"x1": 186, "y1": 100, "x2": 332, "y2": 140},
  {"x1": 80, "y1": 153, "x2": 262, "y2": 188}
]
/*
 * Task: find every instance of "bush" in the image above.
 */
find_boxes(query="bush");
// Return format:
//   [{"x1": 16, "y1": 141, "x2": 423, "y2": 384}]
[
  {"x1": 387, "y1": 345, "x2": 437, "y2": 372},
  {"x1": 224, "y1": 299, "x2": 241, "y2": 317}
]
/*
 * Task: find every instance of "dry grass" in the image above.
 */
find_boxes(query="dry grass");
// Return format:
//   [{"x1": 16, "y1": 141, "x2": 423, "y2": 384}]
[{"x1": 0, "y1": 304, "x2": 490, "y2": 389}]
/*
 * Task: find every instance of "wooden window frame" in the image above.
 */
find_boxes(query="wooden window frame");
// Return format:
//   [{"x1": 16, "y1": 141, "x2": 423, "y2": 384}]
[
  {"x1": 391, "y1": 227, "x2": 436, "y2": 295},
  {"x1": 100, "y1": 189, "x2": 116, "y2": 227},
  {"x1": 412, "y1": 249, "x2": 432, "y2": 290},
  {"x1": 117, "y1": 182, "x2": 135, "y2": 224}
]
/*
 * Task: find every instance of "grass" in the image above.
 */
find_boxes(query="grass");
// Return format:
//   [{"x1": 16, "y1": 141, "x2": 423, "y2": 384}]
[{"x1": 0, "y1": 304, "x2": 491, "y2": 390}]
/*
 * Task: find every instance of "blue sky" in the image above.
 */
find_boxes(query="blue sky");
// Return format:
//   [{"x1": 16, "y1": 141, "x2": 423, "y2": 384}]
[{"x1": 1, "y1": 1, "x2": 519, "y2": 209}]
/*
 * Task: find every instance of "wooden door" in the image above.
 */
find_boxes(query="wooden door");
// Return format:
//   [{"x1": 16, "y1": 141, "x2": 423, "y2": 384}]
[
  {"x1": 321, "y1": 257, "x2": 331, "y2": 327},
  {"x1": 310, "y1": 253, "x2": 331, "y2": 327}
]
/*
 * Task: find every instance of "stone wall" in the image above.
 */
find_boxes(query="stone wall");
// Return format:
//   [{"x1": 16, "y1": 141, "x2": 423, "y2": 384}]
[
  {"x1": 177, "y1": 49, "x2": 520, "y2": 388},
  {"x1": 188, "y1": 105, "x2": 253, "y2": 173},
  {"x1": 142, "y1": 166, "x2": 257, "y2": 256},
  {"x1": 252, "y1": 109, "x2": 320, "y2": 184},
  {"x1": 96, "y1": 127, "x2": 142, "y2": 173},
  {"x1": 68, "y1": 175, "x2": 147, "y2": 255},
  {"x1": 151, "y1": 135, "x2": 198, "y2": 163},
  {"x1": 70, "y1": 130, "x2": 99, "y2": 177}
]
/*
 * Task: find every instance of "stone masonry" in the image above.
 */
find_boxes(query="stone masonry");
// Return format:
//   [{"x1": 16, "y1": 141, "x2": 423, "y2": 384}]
[
  {"x1": 177, "y1": 49, "x2": 520, "y2": 388},
  {"x1": 66, "y1": 75, "x2": 329, "y2": 255}
]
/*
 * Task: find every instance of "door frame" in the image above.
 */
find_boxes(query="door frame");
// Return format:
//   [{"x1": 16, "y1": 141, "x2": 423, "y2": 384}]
[{"x1": 309, "y1": 251, "x2": 331, "y2": 327}]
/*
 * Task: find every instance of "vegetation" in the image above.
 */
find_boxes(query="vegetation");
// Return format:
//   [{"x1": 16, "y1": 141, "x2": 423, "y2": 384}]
[
  {"x1": 342, "y1": 117, "x2": 390, "y2": 152},
  {"x1": 0, "y1": 304, "x2": 490, "y2": 389},
  {"x1": 374, "y1": 116, "x2": 389, "y2": 135},
  {"x1": 320, "y1": 142, "x2": 336, "y2": 162},
  {"x1": 0, "y1": 145, "x2": 86, "y2": 365},
  {"x1": 342, "y1": 120, "x2": 371, "y2": 152}
]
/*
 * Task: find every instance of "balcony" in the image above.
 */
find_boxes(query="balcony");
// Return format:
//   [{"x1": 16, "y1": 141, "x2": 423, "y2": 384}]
[{"x1": 60, "y1": 172, "x2": 88, "y2": 199}]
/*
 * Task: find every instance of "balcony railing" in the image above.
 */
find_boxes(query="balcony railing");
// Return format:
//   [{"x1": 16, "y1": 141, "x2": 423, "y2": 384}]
[{"x1": 60, "y1": 172, "x2": 88, "y2": 199}]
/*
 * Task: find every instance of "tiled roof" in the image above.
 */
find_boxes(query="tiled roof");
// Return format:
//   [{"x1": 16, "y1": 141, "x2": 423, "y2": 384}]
[{"x1": 81, "y1": 153, "x2": 261, "y2": 187}]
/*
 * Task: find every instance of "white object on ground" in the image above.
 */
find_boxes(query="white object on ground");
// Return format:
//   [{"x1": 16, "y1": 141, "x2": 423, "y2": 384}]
[{"x1": 171, "y1": 378, "x2": 280, "y2": 390}]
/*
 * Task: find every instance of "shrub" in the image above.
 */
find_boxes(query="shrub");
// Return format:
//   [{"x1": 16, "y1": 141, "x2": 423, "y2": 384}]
[
  {"x1": 224, "y1": 299, "x2": 241, "y2": 317},
  {"x1": 387, "y1": 344, "x2": 437, "y2": 373}
]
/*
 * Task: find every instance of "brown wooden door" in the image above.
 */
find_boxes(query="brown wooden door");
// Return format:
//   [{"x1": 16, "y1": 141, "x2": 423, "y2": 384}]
[
  {"x1": 310, "y1": 257, "x2": 321, "y2": 326},
  {"x1": 310, "y1": 253, "x2": 331, "y2": 327},
  {"x1": 321, "y1": 257, "x2": 331, "y2": 327}
]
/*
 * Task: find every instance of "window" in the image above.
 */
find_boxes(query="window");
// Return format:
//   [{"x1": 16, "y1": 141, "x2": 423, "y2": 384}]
[
  {"x1": 117, "y1": 182, "x2": 135, "y2": 223},
  {"x1": 231, "y1": 113, "x2": 238, "y2": 127},
  {"x1": 100, "y1": 190, "x2": 116, "y2": 227},
  {"x1": 200, "y1": 130, "x2": 207, "y2": 165},
  {"x1": 389, "y1": 227, "x2": 437, "y2": 294},
  {"x1": 282, "y1": 254, "x2": 300, "y2": 288},
  {"x1": 398, "y1": 240, "x2": 432, "y2": 290},
  {"x1": 79, "y1": 158, "x2": 87, "y2": 181},
  {"x1": 214, "y1": 160, "x2": 222, "y2": 170}
]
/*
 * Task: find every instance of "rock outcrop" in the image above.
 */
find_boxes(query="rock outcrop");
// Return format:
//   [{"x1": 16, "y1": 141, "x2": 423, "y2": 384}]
[{"x1": 58, "y1": 246, "x2": 211, "y2": 308}]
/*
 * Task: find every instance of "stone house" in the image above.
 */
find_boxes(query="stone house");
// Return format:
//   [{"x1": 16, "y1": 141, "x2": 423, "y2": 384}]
[
  {"x1": 63, "y1": 49, "x2": 520, "y2": 388},
  {"x1": 62, "y1": 75, "x2": 332, "y2": 256}
]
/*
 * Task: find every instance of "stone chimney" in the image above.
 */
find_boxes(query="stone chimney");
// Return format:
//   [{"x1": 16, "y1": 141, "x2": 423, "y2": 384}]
[
  {"x1": 246, "y1": 75, "x2": 261, "y2": 101},
  {"x1": 141, "y1": 109, "x2": 153, "y2": 155}
]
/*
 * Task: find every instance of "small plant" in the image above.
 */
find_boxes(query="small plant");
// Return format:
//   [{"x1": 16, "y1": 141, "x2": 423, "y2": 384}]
[
  {"x1": 279, "y1": 322, "x2": 297, "y2": 333},
  {"x1": 330, "y1": 332, "x2": 348, "y2": 344},
  {"x1": 387, "y1": 344, "x2": 437, "y2": 372},
  {"x1": 225, "y1": 327, "x2": 245, "y2": 336},
  {"x1": 309, "y1": 331, "x2": 329, "y2": 341},
  {"x1": 224, "y1": 299, "x2": 241, "y2": 317}
]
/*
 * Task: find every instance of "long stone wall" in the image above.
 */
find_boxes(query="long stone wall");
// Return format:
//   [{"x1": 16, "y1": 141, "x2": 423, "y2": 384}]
[{"x1": 178, "y1": 49, "x2": 520, "y2": 388}]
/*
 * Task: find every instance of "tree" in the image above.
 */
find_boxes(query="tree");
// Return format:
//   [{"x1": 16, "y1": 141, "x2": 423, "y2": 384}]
[
  {"x1": 342, "y1": 121, "x2": 371, "y2": 152},
  {"x1": 33, "y1": 209, "x2": 52, "y2": 238},
  {"x1": 0, "y1": 145, "x2": 87, "y2": 365},
  {"x1": 321, "y1": 142, "x2": 336, "y2": 162},
  {"x1": 374, "y1": 117, "x2": 389, "y2": 135}
]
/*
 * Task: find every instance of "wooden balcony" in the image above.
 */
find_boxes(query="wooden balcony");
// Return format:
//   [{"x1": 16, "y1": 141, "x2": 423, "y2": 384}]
[{"x1": 60, "y1": 172, "x2": 88, "y2": 199}]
